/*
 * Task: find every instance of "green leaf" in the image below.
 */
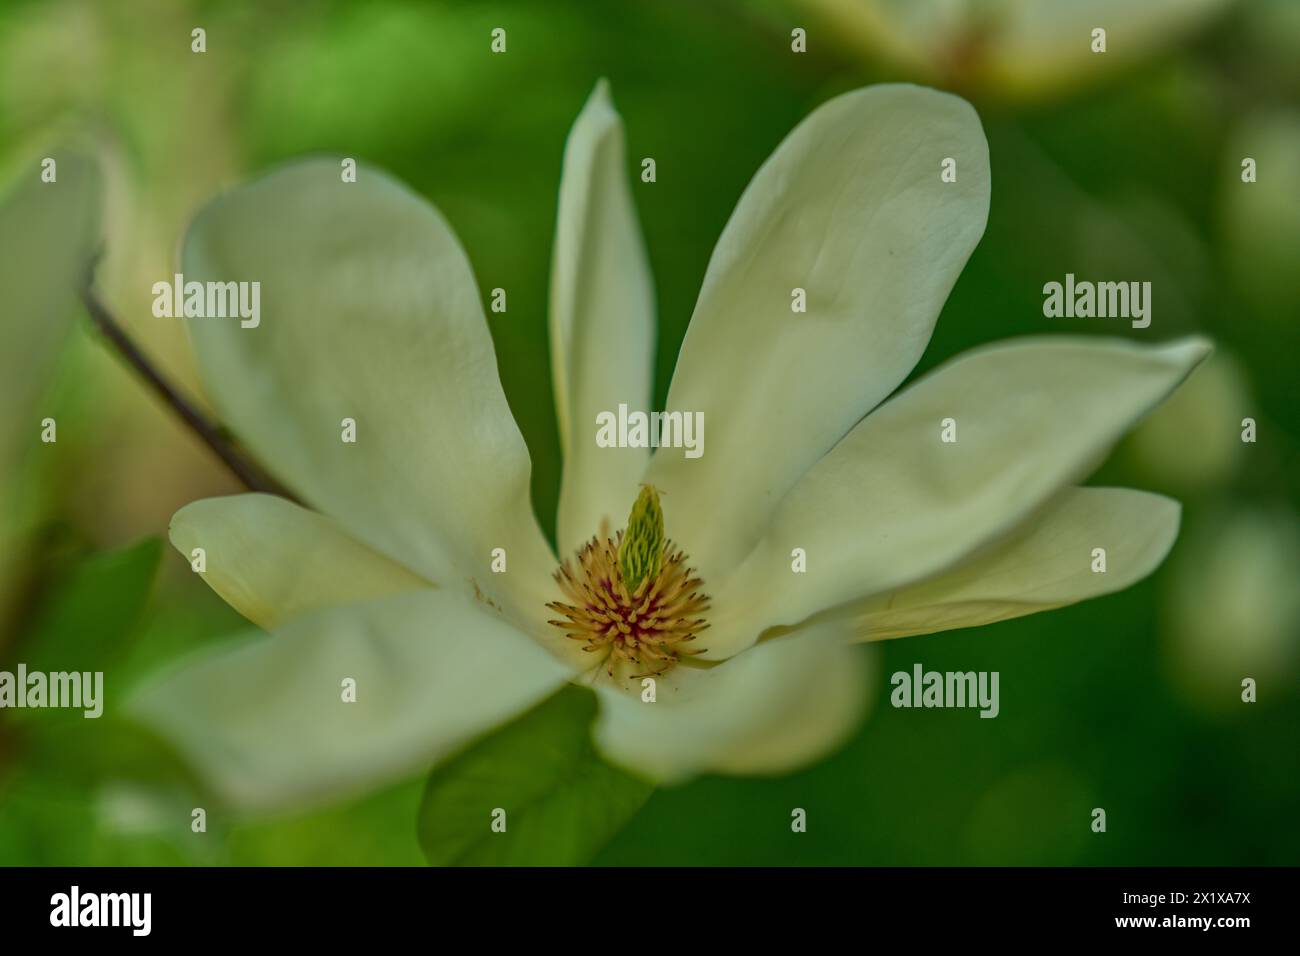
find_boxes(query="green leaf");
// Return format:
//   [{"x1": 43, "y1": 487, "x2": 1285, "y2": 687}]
[
  {"x1": 417, "y1": 685, "x2": 653, "y2": 866},
  {"x1": 4, "y1": 538, "x2": 169, "y2": 795},
  {"x1": 20, "y1": 537, "x2": 163, "y2": 677}
]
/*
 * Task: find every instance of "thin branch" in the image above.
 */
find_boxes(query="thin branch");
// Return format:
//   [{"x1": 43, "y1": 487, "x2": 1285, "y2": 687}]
[{"x1": 78, "y1": 257, "x2": 299, "y2": 502}]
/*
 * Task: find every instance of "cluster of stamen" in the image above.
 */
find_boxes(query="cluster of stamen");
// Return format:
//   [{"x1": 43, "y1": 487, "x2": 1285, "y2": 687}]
[{"x1": 546, "y1": 530, "x2": 710, "y2": 679}]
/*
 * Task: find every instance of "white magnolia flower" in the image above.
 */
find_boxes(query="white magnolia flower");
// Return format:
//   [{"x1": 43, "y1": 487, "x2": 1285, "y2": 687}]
[
  {"x1": 130, "y1": 82, "x2": 1208, "y2": 812},
  {"x1": 793, "y1": 0, "x2": 1232, "y2": 100}
]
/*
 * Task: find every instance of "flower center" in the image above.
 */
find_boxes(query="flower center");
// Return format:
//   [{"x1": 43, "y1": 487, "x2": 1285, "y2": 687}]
[{"x1": 547, "y1": 486, "x2": 710, "y2": 679}]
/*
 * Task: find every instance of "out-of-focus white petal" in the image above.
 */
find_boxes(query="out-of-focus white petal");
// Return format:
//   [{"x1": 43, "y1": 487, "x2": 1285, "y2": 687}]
[
  {"x1": 798, "y1": 0, "x2": 1231, "y2": 100},
  {"x1": 128, "y1": 590, "x2": 572, "y2": 814},
  {"x1": 1126, "y1": 351, "x2": 1251, "y2": 491},
  {"x1": 1164, "y1": 507, "x2": 1300, "y2": 707},
  {"x1": 0, "y1": 147, "x2": 101, "y2": 618},
  {"x1": 1221, "y1": 109, "x2": 1300, "y2": 321},
  {"x1": 592, "y1": 622, "x2": 870, "y2": 783}
]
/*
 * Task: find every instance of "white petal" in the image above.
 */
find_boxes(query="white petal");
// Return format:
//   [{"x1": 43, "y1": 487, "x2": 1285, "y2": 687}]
[
  {"x1": 707, "y1": 336, "x2": 1209, "y2": 658},
  {"x1": 551, "y1": 81, "x2": 657, "y2": 557},
  {"x1": 804, "y1": 0, "x2": 1230, "y2": 99},
  {"x1": 985, "y1": 0, "x2": 1231, "y2": 97},
  {"x1": 0, "y1": 148, "x2": 101, "y2": 456},
  {"x1": 169, "y1": 493, "x2": 428, "y2": 629},
  {"x1": 127, "y1": 590, "x2": 571, "y2": 814},
  {"x1": 592, "y1": 623, "x2": 870, "y2": 783},
  {"x1": 0, "y1": 148, "x2": 101, "y2": 614},
  {"x1": 643, "y1": 84, "x2": 990, "y2": 578},
  {"x1": 851, "y1": 487, "x2": 1181, "y2": 639},
  {"x1": 181, "y1": 159, "x2": 555, "y2": 628}
]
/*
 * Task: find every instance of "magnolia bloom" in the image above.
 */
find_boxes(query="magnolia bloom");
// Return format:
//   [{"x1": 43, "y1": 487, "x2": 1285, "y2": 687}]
[
  {"x1": 130, "y1": 81, "x2": 1208, "y2": 812},
  {"x1": 794, "y1": 0, "x2": 1231, "y2": 100}
]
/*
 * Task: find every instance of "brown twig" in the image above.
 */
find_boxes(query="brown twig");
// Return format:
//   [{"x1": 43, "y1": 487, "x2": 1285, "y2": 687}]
[{"x1": 78, "y1": 256, "x2": 299, "y2": 502}]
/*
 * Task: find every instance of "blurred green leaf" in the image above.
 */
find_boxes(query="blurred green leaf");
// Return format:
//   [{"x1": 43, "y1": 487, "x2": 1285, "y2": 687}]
[
  {"x1": 0, "y1": 768, "x2": 199, "y2": 866},
  {"x1": 20, "y1": 536, "x2": 162, "y2": 676},
  {"x1": 232, "y1": 778, "x2": 428, "y2": 867},
  {"x1": 418, "y1": 685, "x2": 652, "y2": 866},
  {"x1": 0, "y1": 537, "x2": 177, "y2": 865}
]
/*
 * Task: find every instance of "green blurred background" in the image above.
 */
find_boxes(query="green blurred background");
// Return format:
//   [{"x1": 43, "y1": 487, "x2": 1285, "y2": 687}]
[{"x1": 0, "y1": 0, "x2": 1296, "y2": 865}]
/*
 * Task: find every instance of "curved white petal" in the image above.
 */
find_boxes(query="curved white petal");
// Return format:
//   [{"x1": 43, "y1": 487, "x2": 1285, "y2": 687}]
[
  {"x1": 978, "y1": 0, "x2": 1230, "y2": 97},
  {"x1": 181, "y1": 159, "x2": 555, "y2": 629},
  {"x1": 644, "y1": 83, "x2": 990, "y2": 577},
  {"x1": 127, "y1": 590, "x2": 572, "y2": 814},
  {"x1": 0, "y1": 148, "x2": 101, "y2": 615},
  {"x1": 706, "y1": 336, "x2": 1209, "y2": 658},
  {"x1": 1, "y1": 148, "x2": 101, "y2": 457},
  {"x1": 850, "y1": 487, "x2": 1181, "y2": 639},
  {"x1": 800, "y1": 0, "x2": 1230, "y2": 99},
  {"x1": 592, "y1": 623, "x2": 870, "y2": 784},
  {"x1": 169, "y1": 494, "x2": 429, "y2": 629},
  {"x1": 551, "y1": 81, "x2": 656, "y2": 557}
]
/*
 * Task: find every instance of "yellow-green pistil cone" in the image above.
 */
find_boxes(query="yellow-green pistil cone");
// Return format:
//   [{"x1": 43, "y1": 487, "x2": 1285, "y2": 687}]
[
  {"x1": 618, "y1": 485, "x2": 664, "y2": 595},
  {"x1": 547, "y1": 482, "x2": 710, "y2": 677}
]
